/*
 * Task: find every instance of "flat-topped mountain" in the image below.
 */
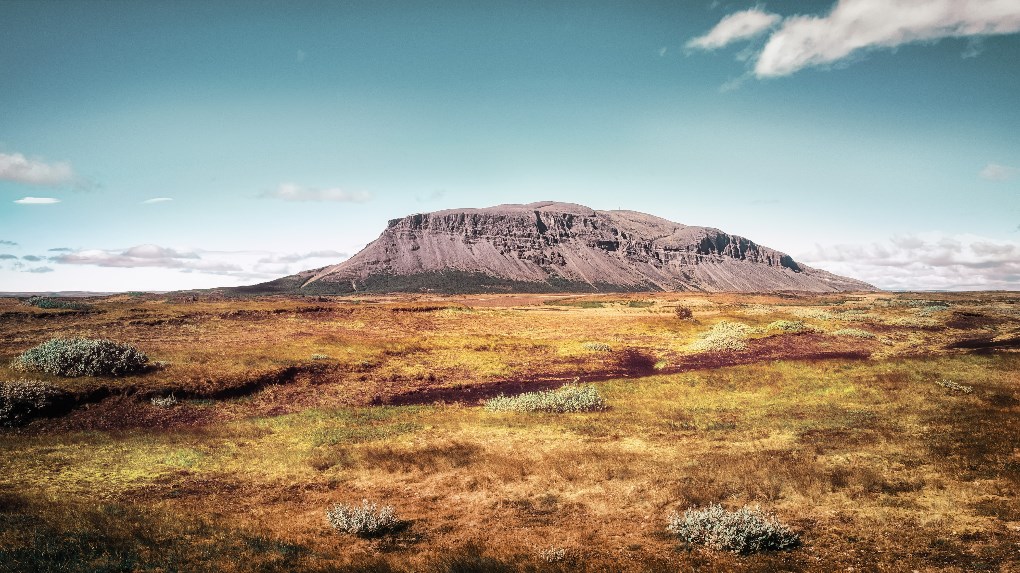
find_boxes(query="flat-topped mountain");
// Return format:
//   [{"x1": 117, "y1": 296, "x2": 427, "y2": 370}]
[{"x1": 240, "y1": 201, "x2": 876, "y2": 294}]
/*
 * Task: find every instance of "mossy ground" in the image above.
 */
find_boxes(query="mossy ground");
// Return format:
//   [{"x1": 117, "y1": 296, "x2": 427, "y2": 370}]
[{"x1": 1, "y1": 292, "x2": 1018, "y2": 571}]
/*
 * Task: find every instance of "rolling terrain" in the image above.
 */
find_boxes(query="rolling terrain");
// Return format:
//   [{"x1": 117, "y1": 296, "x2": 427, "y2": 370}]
[{"x1": 1, "y1": 291, "x2": 1018, "y2": 571}]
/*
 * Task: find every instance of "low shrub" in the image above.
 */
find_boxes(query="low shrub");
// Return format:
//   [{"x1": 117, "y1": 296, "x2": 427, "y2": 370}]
[
  {"x1": 581, "y1": 342, "x2": 612, "y2": 352},
  {"x1": 150, "y1": 394, "x2": 179, "y2": 408},
  {"x1": 936, "y1": 379, "x2": 973, "y2": 394},
  {"x1": 538, "y1": 547, "x2": 568, "y2": 563},
  {"x1": 666, "y1": 504, "x2": 799, "y2": 554},
  {"x1": 0, "y1": 379, "x2": 65, "y2": 426},
  {"x1": 766, "y1": 320, "x2": 806, "y2": 333},
  {"x1": 310, "y1": 353, "x2": 330, "y2": 360},
  {"x1": 484, "y1": 384, "x2": 606, "y2": 413},
  {"x1": 25, "y1": 296, "x2": 91, "y2": 311},
  {"x1": 830, "y1": 328, "x2": 876, "y2": 339},
  {"x1": 674, "y1": 305, "x2": 694, "y2": 320},
  {"x1": 325, "y1": 500, "x2": 398, "y2": 537},
  {"x1": 14, "y1": 337, "x2": 149, "y2": 377},
  {"x1": 688, "y1": 321, "x2": 752, "y2": 352}
]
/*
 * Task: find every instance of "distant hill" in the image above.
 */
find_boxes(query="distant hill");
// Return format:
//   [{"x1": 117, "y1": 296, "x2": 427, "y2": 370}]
[{"x1": 234, "y1": 201, "x2": 876, "y2": 294}]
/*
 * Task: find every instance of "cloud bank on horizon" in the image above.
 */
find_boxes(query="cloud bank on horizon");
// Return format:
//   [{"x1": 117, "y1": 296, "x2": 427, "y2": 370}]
[
  {"x1": 689, "y1": 0, "x2": 1020, "y2": 77},
  {"x1": 799, "y1": 233, "x2": 1020, "y2": 291}
]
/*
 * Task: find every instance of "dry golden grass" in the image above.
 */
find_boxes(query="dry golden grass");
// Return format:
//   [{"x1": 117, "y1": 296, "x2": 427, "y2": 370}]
[{"x1": 1, "y1": 291, "x2": 1019, "y2": 571}]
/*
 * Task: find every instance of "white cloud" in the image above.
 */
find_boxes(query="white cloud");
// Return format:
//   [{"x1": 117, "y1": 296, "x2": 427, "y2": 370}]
[
  {"x1": 261, "y1": 182, "x2": 372, "y2": 203},
  {"x1": 257, "y1": 250, "x2": 347, "y2": 264},
  {"x1": 26, "y1": 266, "x2": 54, "y2": 273},
  {"x1": 0, "y1": 240, "x2": 16, "y2": 246},
  {"x1": 979, "y1": 162, "x2": 1018, "y2": 181},
  {"x1": 0, "y1": 152, "x2": 75, "y2": 185},
  {"x1": 755, "y1": 0, "x2": 1020, "y2": 77},
  {"x1": 690, "y1": 0, "x2": 1020, "y2": 77},
  {"x1": 687, "y1": 8, "x2": 781, "y2": 50},
  {"x1": 13, "y1": 197, "x2": 61, "y2": 204},
  {"x1": 141, "y1": 197, "x2": 173, "y2": 204},
  {"x1": 54, "y1": 245, "x2": 238, "y2": 272},
  {"x1": 799, "y1": 233, "x2": 1020, "y2": 290}
]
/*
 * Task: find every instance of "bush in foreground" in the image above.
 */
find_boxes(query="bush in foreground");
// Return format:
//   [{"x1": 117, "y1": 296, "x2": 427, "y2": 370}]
[
  {"x1": 688, "y1": 321, "x2": 753, "y2": 352},
  {"x1": 0, "y1": 379, "x2": 65, "y2": 426},
  {"x1": 829, "y1": 328, "x2": 876, "y2": 339},
  {"x1": 14, "y1": 338, "x2": 148, "y2": 377},
  {"x1": 765, "y1": 320, "x2": 806, "y2": 333},
  {"x1": 666, "y1": 504, "x2": 799, "y2": 554},
  {"x1": 25, "y1": 296, "x2": 91, "y2": 311},
  {"x1": 484, "y1": 384, "x2": 606, "y2": 413},
  {"x1": 326, "y1": 500, "x2": 398, "y2": 537}
]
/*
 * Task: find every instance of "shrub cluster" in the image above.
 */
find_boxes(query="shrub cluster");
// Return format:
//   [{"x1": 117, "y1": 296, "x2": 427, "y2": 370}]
[
  {"x1": 766, "y1": 320, "x2": 806, "y2": 333},
  {"x1": 484, "y1": 384, "x2": 607, "y2": 413},
  {"x1": 829, "y1": 328, "x2": 876, "y2": 339},
  {"x1": 666, "y1": 504, "x2": 799, "y2": 554},
  {"x1": 14, "y1": 337, "x2": 149, "y2": 377},
  {"x1": 326, "y1": 500, "x2": 398, "y2": 537},
  {"x1": 310, "y1": 353, "x2": 331, "y2": 360},
  {"x1": 0, "y1": 379, "x2": 65, "y2": 426},
  {"x1": 688, "y1": 321, "x2": 752, "y2": 352},
  {"x1": 25, "y1": 296, "x2": 91, "y2": 311},
  {"x1": 674, "y1": 305, "x2": 694, "y2": 320},
  {"x1": 936, "y1": 379, "x2": 973, "y2": 394},
  {"x1": 581, "y1": 342, "x2": 612, "y2": 352},
  {"x1": 150, "y1": 394, "x2": 179, "y2": 408}
]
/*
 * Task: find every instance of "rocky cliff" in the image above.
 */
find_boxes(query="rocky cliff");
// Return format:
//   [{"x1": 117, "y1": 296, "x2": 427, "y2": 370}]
[{"x1": 242, "y1": 201, "x2": 876, "y2": 294}]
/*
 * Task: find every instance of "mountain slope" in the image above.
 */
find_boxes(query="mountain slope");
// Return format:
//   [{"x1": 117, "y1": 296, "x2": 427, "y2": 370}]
[{"x1": 241, "y1": 201, "x2": 876, "y2": 294}]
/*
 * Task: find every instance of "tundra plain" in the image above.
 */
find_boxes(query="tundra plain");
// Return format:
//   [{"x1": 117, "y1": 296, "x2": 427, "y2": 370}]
[{"x1": 1, "y1": 291, "x2": 1019, "y2": 572}]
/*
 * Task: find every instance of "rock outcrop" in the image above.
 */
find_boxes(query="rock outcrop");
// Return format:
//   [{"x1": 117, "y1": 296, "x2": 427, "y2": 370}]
[{"x1": 242, "y1": 201, "x2": 876, "y2": 294}]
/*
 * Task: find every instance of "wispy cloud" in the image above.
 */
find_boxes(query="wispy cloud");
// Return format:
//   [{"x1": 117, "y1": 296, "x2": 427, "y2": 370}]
[
  {"x1": 799, "y1": 233, "x2": 1020, "y2": 290},
  {"x1": 0, "y1": 254, "x2": 17, "y2": 260},
  {"x1": 257, "y1": 250, "x2": 347, "y2": 264},
  {"x1": 22, "y1": 255, "x2": 43, "y2": 261},
  {"x1": 13, "y1": 197, "x2": 61, "y2": 205},
  {"x1": 0, "y1": 240, "x2": 16, "y2": 246},
  {"x1": 26, "y1": 266, "x2": 54, "y2": 273},
  {"x1": 686, "y1": 8, "x2": 781, "y2": 50},
  {"x1": 261, "y1": 182, "x2": 372, "y2": 203},
  {"x1": 141, "y1": 197, "x2": 173, "y2": 204},
  {"x1": 53, "y1": 245, "x2": 239, "y2": 272},
  {"x1": 980, "y1": 162, "x2": 1018, "y2": 181},
  {"x1": 48, "y1": 247, "x2": 72, "y2": 252},
  {"x1": 689, "y1": 0, "x2": 1020, "y2": 78},
  {"x1": 0, "y1": 152, "x2": 75, "y2": 186}
]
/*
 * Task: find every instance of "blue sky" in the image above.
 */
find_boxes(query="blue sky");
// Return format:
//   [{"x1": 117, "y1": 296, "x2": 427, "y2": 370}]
[{"x1": 2, "y1": 0, "x2": 1019, "y2": 291}]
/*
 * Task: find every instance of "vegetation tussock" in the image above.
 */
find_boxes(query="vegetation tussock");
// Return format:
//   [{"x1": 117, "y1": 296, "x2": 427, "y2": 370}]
[
  {"x1": 13, "y1": 337, "x2": 148, "y2": 377},
  {"x1": 484, "y1": 383, "x2": 607, "y2": 413}
]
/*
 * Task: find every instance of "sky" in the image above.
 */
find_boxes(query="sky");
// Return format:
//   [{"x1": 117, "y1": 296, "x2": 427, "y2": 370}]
[{"x1": 1, "y1": 0, "x2": 1019, "y2": 292}]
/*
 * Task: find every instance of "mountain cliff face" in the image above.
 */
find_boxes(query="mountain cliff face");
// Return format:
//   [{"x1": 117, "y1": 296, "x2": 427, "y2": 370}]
[{"x1": 244, "y1": 201, "x2": 876, "y2": 294}]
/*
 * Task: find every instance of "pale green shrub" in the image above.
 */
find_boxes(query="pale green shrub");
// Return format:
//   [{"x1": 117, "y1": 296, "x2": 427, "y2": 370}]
[
  {"x1": 14, "y1": 337, "x2": 148, "y2": 377},
  {"x1": 829, "y1": 328, "x2": 876, "y2": 339},
  {"x1": 484, "y1": 384, "x2": 606, "y2": 413},
  {"x1": 0, "y1": 379, "x2": 65, "y2": 426},
  {"x1": 666, "y1": 504, "x2": 799, "y2": 554},
  {"x1": 688, "y1": 321, "x2": 753, "y2": 352},
  {"x1": 150, "y1": 394, "x2": 179, "y2": 408},
  {"x1": 310, "y1": 353, "x2": 330, "y2": 360},
  {"x1": 326, "y1": 500, "x2": 398, "y2": 537},
  {"x1": 581, "y1": 342, "x2": 612, "y2": 352},
  {"x1": 936, "y1": 379, "x2": 973, "y2": 394},
  {"x1": 766, "y1": 320, "x2": 806, "y2": 333},
  {"x1": 25, "y1": 296, "x2": 91, "y2": 311}
]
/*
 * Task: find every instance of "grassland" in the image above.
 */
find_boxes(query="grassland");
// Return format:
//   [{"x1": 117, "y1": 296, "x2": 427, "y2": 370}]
[{"x1": 1, "y1": 291, "x2": 1019, "y2": 571}]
